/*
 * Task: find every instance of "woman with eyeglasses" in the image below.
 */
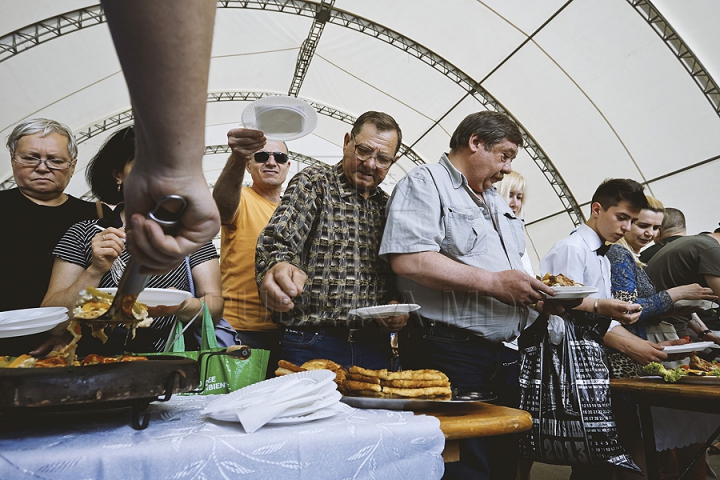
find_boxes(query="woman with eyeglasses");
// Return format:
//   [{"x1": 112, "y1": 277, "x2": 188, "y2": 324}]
[{"x1": 41, "y1": 126, "x2": 224, "y2": 355}]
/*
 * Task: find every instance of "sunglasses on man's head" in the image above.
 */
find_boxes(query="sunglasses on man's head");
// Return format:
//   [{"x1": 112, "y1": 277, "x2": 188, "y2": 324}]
[{"x1": 254, "y1": 151, "x2": 289, "y2": 164}]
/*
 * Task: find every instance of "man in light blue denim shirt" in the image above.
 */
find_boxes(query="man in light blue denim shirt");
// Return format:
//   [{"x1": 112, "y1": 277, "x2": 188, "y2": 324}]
[{"x1": 379, "y1": 111, "x2": 554, "y2": 480}]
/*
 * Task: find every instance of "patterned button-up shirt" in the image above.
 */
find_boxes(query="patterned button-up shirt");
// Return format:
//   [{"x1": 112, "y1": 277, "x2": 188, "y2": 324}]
[{"x1": 256, "y1": 162, "x2": 394, "y2": 327}]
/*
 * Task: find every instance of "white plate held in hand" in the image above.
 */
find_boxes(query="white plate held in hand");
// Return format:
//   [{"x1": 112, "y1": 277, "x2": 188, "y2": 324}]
[
  {"x1": 661, "y1": 341, "x2": 715, "y2": 354},
  {"x1": 241, "y1": 96, "x2": 318, "y2": 141},
  {"x1": 348, "y1": 304, "x2": 421, "y2": 319},
  {"x1": 543, "y1": 286, "x2": 598, "y2": 300},
  {"x1": 674, "y1": 299, "x2": 719, "y2": 310}
]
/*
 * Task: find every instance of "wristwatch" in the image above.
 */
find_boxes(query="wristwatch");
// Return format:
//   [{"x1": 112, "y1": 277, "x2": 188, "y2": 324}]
[{"x1": 700, "y1": 329, "x2": 713, "y2": 337}]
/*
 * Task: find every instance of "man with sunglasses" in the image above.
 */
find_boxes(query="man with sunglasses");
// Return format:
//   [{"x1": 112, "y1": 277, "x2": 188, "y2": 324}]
[
  {"x1": 213, "y1": 128, "x2": 292, "y2": 376},
  {"x1": 256, "y1": 111, "x2": 407, "y2": 371},
  {"x1": 1, "y1": 118, "x2": 109, "y2": 354}
]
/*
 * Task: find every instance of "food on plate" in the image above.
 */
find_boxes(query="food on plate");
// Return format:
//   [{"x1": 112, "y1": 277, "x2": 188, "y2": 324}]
[
  {"x1": 274, "y1": 358, "x2": 348, "y2": 392},
  {"x1": 274, "y1": 359, "x2": 452, "y2": 398},
  {"x1": 0, "y1": 353, "x2": 148, "y2": 368},
  {"x1": 689, "y1": 352, "x2": 716, "y2": 372},
  {"x1": 643, "y1": 352, "x2": 720, "y2": 382},
  {"x1": 346, "y1": 366, "x2": 451, "y2": 398},
  {"x1": 349, "y1": 365, "x2": 449, "y2": 382},
  {"x1": 642, "y1": 362, "x2": 685, "y2": 382},
  {"x1": 538, "y1": 273, "x2": 583, "y2": 287},
  {"x1": 344, "y1": 380, "x2": 382, "y2": 394},
  {"x1": 73, "y1": 287, "x2": 153, "y2": 342},
  {"x1": 381, "y1": 385, "x2": 453, "y2": 398},
  {"x1": 346, "y1": 372, "x2": 381, "y2": 384}
]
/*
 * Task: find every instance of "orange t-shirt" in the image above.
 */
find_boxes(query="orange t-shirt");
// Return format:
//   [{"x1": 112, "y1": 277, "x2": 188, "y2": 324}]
[{"x1": 220, "y1": 187, "x2": 278, "y2": 331}]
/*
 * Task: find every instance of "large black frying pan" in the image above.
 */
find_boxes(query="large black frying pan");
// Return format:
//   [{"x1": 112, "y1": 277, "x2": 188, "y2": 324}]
[{"x1": 0, "y1": 355, "x2": 200, "y2": 429}]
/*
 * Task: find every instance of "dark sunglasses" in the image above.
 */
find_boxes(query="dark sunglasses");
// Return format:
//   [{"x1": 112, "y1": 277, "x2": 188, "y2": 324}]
[{"x1": 254, "y1": 151, "x2": 289, "y2": 164}]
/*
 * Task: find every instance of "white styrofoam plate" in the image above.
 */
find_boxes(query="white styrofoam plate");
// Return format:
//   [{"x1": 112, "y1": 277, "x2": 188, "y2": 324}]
[
  {"x1": 674, "y1": 299, "x2": 719, "y2": 310},
  {"x1": 97, "y1": 288, "x2": 192, "y2": 307},
  {"x1": 202, "y1": 370, "x2": 336, "y2": 415},
  {"x1": 543, "y1": 286, "x2": 599, "y2": 300},
  {"x1": 241, "y1": 95, "x2": 318, "y2": 141},
  {"x1": 0, "y1": 314, "x2": 68, "y2": 338},
  {"x1": 0, "y1": 307, "x2": 67, "y2": 325},
  {"x1": 348, "y1": 304, "x2": 421, "y2": 319},
  {"x1": 661, "y1": 341, "x2": 715, "y2": 354}
]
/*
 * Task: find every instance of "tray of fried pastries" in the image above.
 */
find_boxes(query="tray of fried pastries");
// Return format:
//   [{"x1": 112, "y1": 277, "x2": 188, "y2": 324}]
[{"x1": 274, "y1": 359, "x2": 495, "y2": 410}]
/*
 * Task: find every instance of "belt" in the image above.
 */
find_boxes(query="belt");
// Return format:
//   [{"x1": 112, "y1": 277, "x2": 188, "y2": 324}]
[{"x1": 287, "y1": 325, "x2": 389, "y2": 343}]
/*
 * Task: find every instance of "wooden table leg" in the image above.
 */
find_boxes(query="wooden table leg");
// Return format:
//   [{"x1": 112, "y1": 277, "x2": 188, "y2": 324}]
[
  {"x1": 443, "y1": 440, "x2": 460, "y2": 463},
  {"x1": 638, "y1": 404, "x2": 659, "y2": 480}
]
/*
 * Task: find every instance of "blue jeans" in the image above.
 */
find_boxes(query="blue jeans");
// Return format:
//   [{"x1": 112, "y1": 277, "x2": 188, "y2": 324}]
[
  {"x1": 398, "y1": 323, "x2": 520, "y2": 480},
  {"x1": 279, "y1": 327, "x2": 392, "y2": 370}
]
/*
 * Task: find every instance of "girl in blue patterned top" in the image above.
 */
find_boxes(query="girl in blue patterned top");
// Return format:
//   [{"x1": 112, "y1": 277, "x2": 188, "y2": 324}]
[
  {"x1": 607, "y1": 195, "x2": 713, "y2": 342},
  {"x1": 607, "y1": 197, "x2": 719, "y2": 480}
]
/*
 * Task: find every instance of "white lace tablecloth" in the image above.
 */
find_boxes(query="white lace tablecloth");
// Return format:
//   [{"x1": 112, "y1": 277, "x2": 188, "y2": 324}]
[{"x1": 0, "y1": 395, "x2": 445, "y2": 480}]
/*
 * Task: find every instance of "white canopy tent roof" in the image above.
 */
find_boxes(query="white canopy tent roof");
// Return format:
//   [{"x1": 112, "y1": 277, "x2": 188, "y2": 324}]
[{"x1": 2, "y1": 0, "x2": 719, "y2": 271}]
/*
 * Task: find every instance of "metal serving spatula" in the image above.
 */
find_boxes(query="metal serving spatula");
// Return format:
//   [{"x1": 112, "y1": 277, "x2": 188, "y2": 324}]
[{"x1": 76, "y1": 195, "x2": 188, "y2": 326}]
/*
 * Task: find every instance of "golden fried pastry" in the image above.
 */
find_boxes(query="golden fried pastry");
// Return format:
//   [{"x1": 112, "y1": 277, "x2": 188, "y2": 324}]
[
  {"x1": 349, "y1": 365, "x2": 387, "y2": 378},
  {"x1": 380, "y1": 378, "x2": 450, "y2": 388},
  {"x1": 384, "y1": 369, "x2": 449, "y2": 382},
  {"x1": 347, "y1": 372, "x2": 381, "y2": 384},
  {"x1": 278, "y1": 359, "x2": 306, "y2": 372},
  {"x1": 382, "y1": 386, "x2": 452, "y2": 398}
]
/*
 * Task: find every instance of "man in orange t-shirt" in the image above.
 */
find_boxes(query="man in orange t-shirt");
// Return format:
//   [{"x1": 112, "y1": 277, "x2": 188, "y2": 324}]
[{"x1": 213, "y1": 128, "x2": 291, "y2": 376}]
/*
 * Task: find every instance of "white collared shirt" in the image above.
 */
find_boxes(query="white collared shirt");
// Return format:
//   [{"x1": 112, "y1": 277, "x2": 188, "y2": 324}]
[{"x1": 541, "y1": 224, "x2": 622, "y2": 330}]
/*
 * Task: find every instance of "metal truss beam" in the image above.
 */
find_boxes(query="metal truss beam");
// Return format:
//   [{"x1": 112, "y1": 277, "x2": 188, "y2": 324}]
[
  {"x1": 207, "y1": 91, "x2": 426, "y2": 166},
  {"x1": 2, "y1": 1, "x2": 581, "y2": 223},
  {"x1": 0, "y1": 6, "x2": 105, "y2": 63},
  {"x1": 628, "y1": 0, "x2": 720, "y2": 116},
  {"x1": 288, "y1": 0, "x2": 334, "y2": 97}
]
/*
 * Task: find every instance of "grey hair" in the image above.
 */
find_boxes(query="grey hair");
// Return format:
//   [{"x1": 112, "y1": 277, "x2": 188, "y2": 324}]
[{"x1": 6, "y1": 118, "x2": 78, "y2": 159}]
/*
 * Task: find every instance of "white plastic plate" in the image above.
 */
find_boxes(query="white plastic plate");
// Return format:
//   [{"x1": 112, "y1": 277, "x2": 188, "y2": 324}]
[
  {"x1": 241, "y1": 95, "x2": 318, "y2": 141},
  {"x1": 348, "y1": 304, "x2": 421, "y2": 319},
  {"x1": 674, "y1": 299, "x2": 719, "y2": 310},
  {"x1": 0, "y1": 314, "x2": 68, "y2": 338},
  {"x1": 661, "y1": 341, "x2": 715, "y2": 354},
  {"x1": 0, "y1": 307, "x2": 67, "y2": 326},
  {"x1": 98, "y1": 288, "x2": 192, "y2": 307},
  {"x1": 543, "y1": 286, "x2": 599, "y2": 300}
]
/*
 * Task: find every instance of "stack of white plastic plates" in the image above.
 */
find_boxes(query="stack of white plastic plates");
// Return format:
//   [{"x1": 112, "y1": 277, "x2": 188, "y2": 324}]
[
  {"x1": 202, "y1": 370, "x2": 346, "y2": 432},
  {"x1": 0, "y1": 307, "x2": 68, "y2": 338}
]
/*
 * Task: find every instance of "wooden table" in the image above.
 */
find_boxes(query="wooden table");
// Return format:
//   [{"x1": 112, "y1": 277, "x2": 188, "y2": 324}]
[
  {"x1": 611, "y1": 378, "x2": 720, "y2": 480},
  {"x1": 421, "y1": 402, "x2": 533, "y2": 462}
]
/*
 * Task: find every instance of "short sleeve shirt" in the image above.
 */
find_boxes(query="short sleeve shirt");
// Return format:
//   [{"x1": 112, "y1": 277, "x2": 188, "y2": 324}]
[
  {"x1": 379, "y1": 154, "x2": 530, "y2": 343},
  {"x1": 646, "y1": 235, "x2": 720, "y2": 290}
]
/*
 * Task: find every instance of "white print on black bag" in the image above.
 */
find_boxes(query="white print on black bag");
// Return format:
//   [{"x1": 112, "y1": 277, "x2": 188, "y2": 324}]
[{"x1": 518, "y1": 314, "x2": 640, "y2": 473}]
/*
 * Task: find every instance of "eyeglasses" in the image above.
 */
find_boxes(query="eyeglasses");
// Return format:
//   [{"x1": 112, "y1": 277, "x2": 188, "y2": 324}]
[
  {"x1": 351, "y1": 135, "x2": 395, "y2": 170},
  {"x1": 254, "y1": 151, "x2": 289, "y2": 164},
  {"x1": 12, "y1": 154, "x2": 75, "y2": 171}
]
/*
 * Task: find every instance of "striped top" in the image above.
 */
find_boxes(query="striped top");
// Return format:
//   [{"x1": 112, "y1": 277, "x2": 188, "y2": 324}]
[{"x1": 53, "y1": 217, "x2": 218, "y2": 353}]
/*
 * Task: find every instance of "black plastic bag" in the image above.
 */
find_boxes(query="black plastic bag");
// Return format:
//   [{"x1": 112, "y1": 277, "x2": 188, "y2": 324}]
[{"x1": 518, "y1": 311, "x2": 640, "y2": 473}]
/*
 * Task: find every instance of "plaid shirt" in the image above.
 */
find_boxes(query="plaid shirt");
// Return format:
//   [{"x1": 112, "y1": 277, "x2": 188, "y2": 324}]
[{"x1": 256, "y1": 162, "x2": 395, "y2": 327}]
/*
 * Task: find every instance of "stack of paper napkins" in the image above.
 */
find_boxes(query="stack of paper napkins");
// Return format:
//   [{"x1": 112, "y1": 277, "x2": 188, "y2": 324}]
[{"x1": 201, "y1": 370, "x2": 344, "y2": 433}]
